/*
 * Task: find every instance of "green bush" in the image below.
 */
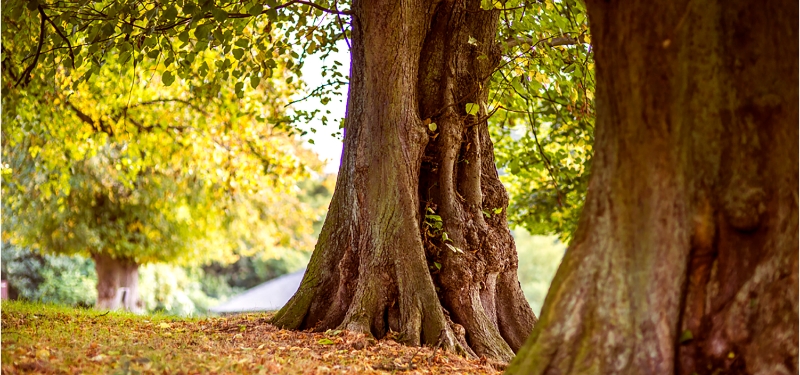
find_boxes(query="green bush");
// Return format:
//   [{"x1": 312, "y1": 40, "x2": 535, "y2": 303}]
[{"x1": 1, "y1": 244, "x2": 97, "y2": 307}]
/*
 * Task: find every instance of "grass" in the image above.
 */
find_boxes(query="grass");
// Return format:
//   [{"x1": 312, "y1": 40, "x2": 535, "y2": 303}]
[{"x1": 1, "y1": 300, "x2": 502, "y2": 374}]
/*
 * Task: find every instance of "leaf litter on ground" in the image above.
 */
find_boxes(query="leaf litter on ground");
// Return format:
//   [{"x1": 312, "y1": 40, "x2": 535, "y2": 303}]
[{"x1": 1, "y1": 301, "x2": 502, "y2": 374}]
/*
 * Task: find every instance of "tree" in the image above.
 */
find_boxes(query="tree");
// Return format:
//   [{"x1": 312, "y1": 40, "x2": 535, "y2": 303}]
[
  {"x1": 507, "y1": 0, "x2": 798, "y2": 373},
  {"x1": 2, "y1": 20, "x2": 326, "y2": 311},
  {"x1": 270, "y1": 0, "x2": 546, "y2": 362}
]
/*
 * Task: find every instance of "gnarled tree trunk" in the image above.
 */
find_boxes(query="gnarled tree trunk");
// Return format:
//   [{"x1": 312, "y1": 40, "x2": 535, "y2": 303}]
[
  {"x1": 507, "y1": 0, "x2": 798, "y2": 373},
  {"x1": 93, "y1": 253, "x2": 141, "y2": 312},
  {"x1": 271, "y1": 0, "x2": 535, "y2": 362}
]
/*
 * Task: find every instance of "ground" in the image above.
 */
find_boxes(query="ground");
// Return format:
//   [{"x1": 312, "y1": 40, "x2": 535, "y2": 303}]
[{"x1": 0, "y1": 301, "x2": 502, "y2": 374}]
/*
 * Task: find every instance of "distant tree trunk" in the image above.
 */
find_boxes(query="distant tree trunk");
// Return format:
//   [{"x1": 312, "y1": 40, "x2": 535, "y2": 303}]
[
  {"x1": 271, "y1": 0, "x2": 535, "y2": 362},
  {"x1": 507, "y1": 0, "x2": 798, "y2": 374},
  {"x1": 93, "y1": 253, "x2": 141, "y2": 312}
]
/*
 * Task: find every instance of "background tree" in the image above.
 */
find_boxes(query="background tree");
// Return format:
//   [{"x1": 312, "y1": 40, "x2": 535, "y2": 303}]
[
  {"x1": 2, "y1": 16, "x2": 326, "y2": 310},
  {"x1": 507, "y1": 0, "x2": 798, "y2": 373}
]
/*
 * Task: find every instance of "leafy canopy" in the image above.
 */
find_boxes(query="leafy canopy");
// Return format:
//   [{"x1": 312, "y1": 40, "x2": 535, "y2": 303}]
[{"x1": 2, "y1": 0, "x2": 594, "y2": 243}]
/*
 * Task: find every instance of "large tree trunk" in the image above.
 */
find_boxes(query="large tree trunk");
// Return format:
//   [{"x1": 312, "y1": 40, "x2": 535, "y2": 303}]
[
  {"x1": 93, "y1": 253, "x2": 141, "y2": 312},
  {"x1": 271, "y1": 0, "x2": 535, "y2": 362},
  {"x1": 507, "y1": 0, "x2": 798, "y2": 374}
]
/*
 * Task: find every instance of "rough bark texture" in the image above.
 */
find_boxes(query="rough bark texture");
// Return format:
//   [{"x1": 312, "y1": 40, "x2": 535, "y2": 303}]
[
  {"x1": 271, "y1": 0, "x2": 535, "y2": 362},
  {"x1": 93, "y1": 253, "x2": 141, "y2": 312},
  {"x1": 507, "y1": 0, "x2": 798, "y2": 374}
]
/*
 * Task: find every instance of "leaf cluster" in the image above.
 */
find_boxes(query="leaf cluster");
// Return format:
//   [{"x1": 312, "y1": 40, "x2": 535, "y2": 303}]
[{"x1": 488, "y1": 0, "x2": 595, "y2": 242}]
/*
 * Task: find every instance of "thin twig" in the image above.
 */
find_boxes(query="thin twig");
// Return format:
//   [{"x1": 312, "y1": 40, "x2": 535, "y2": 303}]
[
  {"x1": 286, "y1": 80, "x2": 346, "y2": 107},
  {"x1": 334, "y1": 1, "x2": 351, "y2": 50}
]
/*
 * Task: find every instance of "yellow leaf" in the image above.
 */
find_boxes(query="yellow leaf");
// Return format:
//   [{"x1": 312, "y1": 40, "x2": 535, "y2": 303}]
[
  {"x1": 159, "y1": 322, "x2": 170, "y2": 329},
  {"x1": 35, "y1": 349, "x2": 50, "y2": 359}
]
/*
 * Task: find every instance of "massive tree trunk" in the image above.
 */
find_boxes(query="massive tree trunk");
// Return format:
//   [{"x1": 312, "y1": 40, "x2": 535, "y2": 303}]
[
  {"x1": 508, "y1": 0, "x2": 798, "y2": 374},
  {"x1": 271, "y1": 0, "x2": 535, "y2": 362},
  {"x1": 93, "y1": 253, "x2": 141, "y2": 312}
]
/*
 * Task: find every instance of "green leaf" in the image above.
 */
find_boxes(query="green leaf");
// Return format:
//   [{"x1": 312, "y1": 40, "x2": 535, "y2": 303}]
[
  {"x1": 428, "y1": 122, "x2": 437, "y2": 132},
  {"x1": 11, "y1": 3, "x2": 24, "y2": 18},
  {"x1": 679, "y1": 329, "x2": 693, "y2": 343},
  {"x1": 232, "y1": 48, "x2": 244, "y2": 60},
  {"x1": 182, "y1": 2, "x2": 197, "y2": 14},
  {"x1": 248, "y1": 4, "x2": 263, "y2": 16},
  {"x1": 162, "y1": 5, "x2": 178, "y2": 21},
  {"x1": 195, "y1": 24, "x2": 214, "y2": 39},
  {"x1": 317, "y1": 338, "x2": 335, "y2": 345},
  {"x1": 445, "y1": 243, "x2": 464, "y2": 254},
  {"x1": 433, "y1": 262, "x2": 442, "y2": 270},
  {"x1": 425, "y1": 214, "x2": 442, "y2": 222},
  {"x1": 178, "y1": 31, "x2": 190, "y2": 43},
  {"x1": 161, "y1": 71, "x2": 175, "y2": 86},
  {"x1": 118, "y1": 51, "x2": 131, "y2": 64},
  {"x1": 235, "y1": 38, "x2": 250, "y2": 48},
  {"x1": 465, "y1": 103, "x2": 479, "y2": 115},
  {"x1": 211, "y1": 7, "x2": 228, "y2": 22}
]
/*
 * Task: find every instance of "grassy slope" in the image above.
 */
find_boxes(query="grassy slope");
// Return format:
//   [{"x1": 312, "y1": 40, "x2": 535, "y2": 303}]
[{"x1": 1, "y1": 301, "x2": 501, "y2": 374}]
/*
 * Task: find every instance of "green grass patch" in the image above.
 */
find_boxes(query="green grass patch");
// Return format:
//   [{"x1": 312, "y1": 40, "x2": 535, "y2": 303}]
[{"x1": 2, "y1": 300, "x2": 501, "y2": 374}]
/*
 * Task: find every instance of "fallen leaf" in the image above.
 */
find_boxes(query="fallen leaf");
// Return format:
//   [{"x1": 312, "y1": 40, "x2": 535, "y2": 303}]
[{"x1": 35, "y1": 349, "x2": 50, "y2": 359}]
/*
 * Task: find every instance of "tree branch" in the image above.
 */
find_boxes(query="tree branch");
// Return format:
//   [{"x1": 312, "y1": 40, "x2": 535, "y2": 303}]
[
  {"x1": 288, "y1": 0, "x2": 352, "y2": 15},
  {"x1": 15, "y1": 6, "x2": 47, "y2": 88},
  {"x1": 154, "y1": 0, "x2": 351, "y2": 31},
  {"x1": 41, "y1": 8, "x2": 75, "y2": 69},
  {"x1": 65, "y1": 100, "x2": 114, "y2": 136}
]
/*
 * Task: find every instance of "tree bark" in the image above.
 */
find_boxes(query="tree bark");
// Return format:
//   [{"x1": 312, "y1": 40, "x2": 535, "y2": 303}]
[
  {"x1": 93, "y1": 253, "x2": 141, "y2": 312},
  {"x1": 271, "y1": 0, "x2": 535, "y2": 362},
  {"x1": 507, "y1": 0, "x2": 798, "y2": 374}
]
